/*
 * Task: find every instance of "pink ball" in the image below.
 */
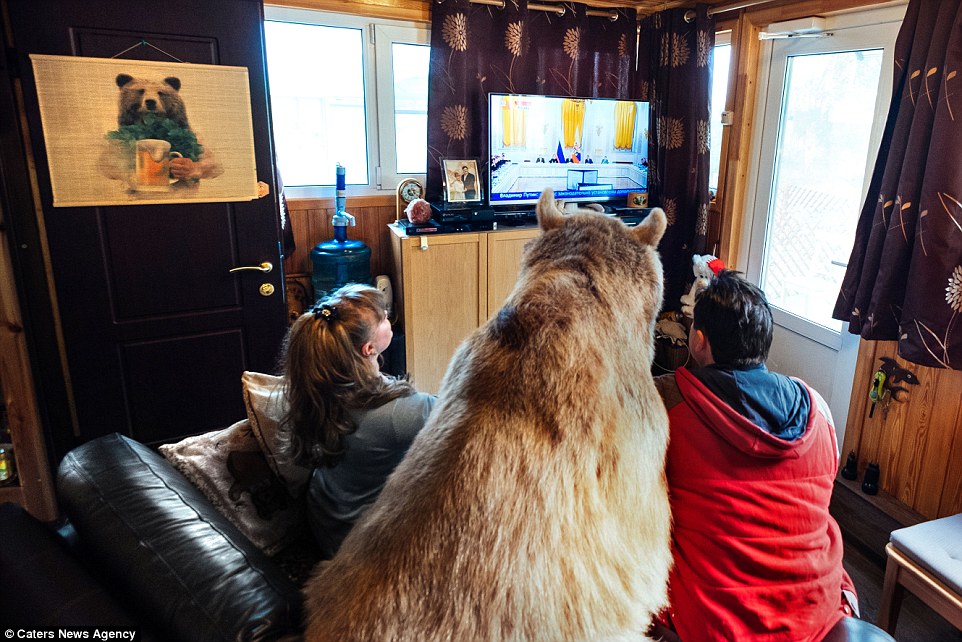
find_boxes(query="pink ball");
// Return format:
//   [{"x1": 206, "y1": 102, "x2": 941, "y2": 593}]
[{"x1": 406, "y1": 199, "x2": 432, "y2": 225}]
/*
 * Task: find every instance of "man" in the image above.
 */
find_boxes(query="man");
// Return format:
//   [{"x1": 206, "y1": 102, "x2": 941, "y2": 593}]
[
  {"x1": 460, "y1": 165, "x2": 477, "y2": 200},
  {"x1": 653, "y1": 270, "x2": 857, "y2": 642}
]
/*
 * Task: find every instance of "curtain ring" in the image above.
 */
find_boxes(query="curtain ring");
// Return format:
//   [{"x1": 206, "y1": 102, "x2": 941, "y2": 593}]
[{"x1": 684, "y1": 9, "x2": 696, "y2": 22}]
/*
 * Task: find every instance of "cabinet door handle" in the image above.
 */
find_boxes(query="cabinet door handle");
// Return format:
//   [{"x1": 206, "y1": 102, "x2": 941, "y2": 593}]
[{"x1": 229, "y1": 261, "x2": 273, "y2": 274}]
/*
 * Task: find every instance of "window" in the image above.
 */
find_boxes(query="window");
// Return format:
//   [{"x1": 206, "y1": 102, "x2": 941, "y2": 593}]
[
  {"x1": 264, "y1": 8, "x2": 429, "y2": 195},
  {"x1": 744, "y1": 7, "x2": 902, "y2": 347},
  {"x1": 709, "y1": 33, "x2": 732, "y2": 196}
]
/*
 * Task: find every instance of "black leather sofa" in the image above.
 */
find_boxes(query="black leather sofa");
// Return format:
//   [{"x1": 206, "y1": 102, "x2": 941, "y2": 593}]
[
  {"x1": 0, "y1": 433, "x2": 304, "y2": 641},
  {"x1": 0, "y1": 433, "x2": 897, "y2": 642}
]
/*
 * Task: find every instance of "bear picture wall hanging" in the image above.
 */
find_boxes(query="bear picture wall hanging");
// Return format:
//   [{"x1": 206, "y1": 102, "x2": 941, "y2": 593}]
[{"x1": 30, "y1": 54, "x2": 259, "y2": 207}]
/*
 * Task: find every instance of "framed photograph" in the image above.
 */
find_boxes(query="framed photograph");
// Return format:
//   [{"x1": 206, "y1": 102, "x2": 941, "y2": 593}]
[
  {"x1": 441, "y1": 158, "x2": 482, "y2": 206},
  {"x1": 29, "y1": 54, "x2": 259, "y2": 207}
]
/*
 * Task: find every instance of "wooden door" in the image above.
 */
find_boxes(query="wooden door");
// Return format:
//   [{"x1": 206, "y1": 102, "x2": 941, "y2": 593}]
[{"x1": 4, "y1": 0, "x2": 287, "y2": 456}]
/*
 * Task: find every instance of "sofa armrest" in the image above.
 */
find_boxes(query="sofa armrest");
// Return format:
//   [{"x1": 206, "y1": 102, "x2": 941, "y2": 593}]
[
  {"x1": 0, "y1": 502, "x2": 142, "y2": 628},
  {"x1": 57, "y1": 433, "x2": 303, "y2": 642}
]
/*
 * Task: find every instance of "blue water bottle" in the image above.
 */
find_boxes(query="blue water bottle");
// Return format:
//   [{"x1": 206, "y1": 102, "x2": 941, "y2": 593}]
[{"x1": 310, "y1": 164, "x2": 372, "y2": 301}]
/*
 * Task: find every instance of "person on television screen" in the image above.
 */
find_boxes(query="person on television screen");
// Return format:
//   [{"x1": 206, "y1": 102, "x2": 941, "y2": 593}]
[
  {"x1": 650, "y1": 270, "x2": 857, "y2": 642},
  {"x1": 461, "y1": 165, "x2": 477, "y2": 200}
]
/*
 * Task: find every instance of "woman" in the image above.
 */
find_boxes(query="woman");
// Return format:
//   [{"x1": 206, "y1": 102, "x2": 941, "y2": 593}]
[{"x1": 278, "y1": 284, "x2": 435, "y2": 558}]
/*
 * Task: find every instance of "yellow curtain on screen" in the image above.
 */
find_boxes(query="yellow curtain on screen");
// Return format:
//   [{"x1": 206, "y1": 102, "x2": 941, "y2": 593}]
[
  {"x1": 562, "y1": 99, "x2": 585, "y2": 148},
  {"x1": 501, "y1": 96, "x2": 527, "y2": 147},
  {"x1": 614, "y1": 101, "x2": 636, "y2": 149}
]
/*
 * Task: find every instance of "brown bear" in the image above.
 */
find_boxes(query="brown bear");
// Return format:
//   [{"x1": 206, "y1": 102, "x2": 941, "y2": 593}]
[
  {"x1": 100, "y1": 73, "x2": 222, "y2": 184},
  {"x1": 115, "y1": 73, "x2": 190, "y2": 128},
  {"x1": 303, "y1": 189, "x2": 671, "y2": 642}
]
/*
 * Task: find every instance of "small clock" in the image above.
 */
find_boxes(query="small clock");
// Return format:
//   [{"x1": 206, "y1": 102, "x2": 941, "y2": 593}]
[{"x1": 396, "y1": 178, "x2": 425, "y2": 221}]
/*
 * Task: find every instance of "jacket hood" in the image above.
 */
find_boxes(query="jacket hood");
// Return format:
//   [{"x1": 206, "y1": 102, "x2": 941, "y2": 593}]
[{"x1": 675, "y1": 366, "x2": 818, "y2": 460}]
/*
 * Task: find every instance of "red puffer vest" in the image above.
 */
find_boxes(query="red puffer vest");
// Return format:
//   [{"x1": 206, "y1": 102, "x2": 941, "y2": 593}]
[{"x1": 662, "y1": 367, "x2": 853, "y2": 642}]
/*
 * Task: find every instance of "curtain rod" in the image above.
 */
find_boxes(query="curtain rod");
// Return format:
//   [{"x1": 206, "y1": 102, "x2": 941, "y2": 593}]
[
  {"x1": 468, "y1": 0, "x2": 621, "y2": 21},
  {"x1": 685, "y1": 0, "x2": 774, "y2": 21}
]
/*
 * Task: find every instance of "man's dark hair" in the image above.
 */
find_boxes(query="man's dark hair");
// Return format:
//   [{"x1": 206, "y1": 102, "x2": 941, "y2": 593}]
[{"x1": 692, "y1": 269, "x2": 773, "y2": 368}]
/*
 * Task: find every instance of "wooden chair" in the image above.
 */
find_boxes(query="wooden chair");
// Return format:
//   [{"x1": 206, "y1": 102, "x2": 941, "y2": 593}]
[{"x1": 877, "y1": 513, "x2": 962, "y2": 634}]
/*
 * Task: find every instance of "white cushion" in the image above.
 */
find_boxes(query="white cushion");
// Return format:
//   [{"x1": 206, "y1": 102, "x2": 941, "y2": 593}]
[
  {"x1": 241, "y1": 371, "x2": 311, "y2": 493},
  {"x1": 890, "y1": 513, "x2": 962, "y2": 596}
]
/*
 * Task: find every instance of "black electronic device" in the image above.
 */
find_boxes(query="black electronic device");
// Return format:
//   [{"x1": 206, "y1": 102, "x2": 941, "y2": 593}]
[
  {"x1": 430, "y1": 202, "x2": 497, "y2": 224},
  {"x1": 493, "y1": 208, "x2": 536, "y2": 225},
  {"x1": 395, "y1": 218, "x2": 497, "y2": 235},
  {"x1": 613, "y1": 207, "x2": 654, "y2": 227}
]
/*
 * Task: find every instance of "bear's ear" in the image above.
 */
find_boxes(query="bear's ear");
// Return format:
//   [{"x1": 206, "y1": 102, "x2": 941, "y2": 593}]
[
  {"x1": 632, "y1": 207, "x2": 666, "y2": 247},
  {"x1": 164, "y1": 77, "x2": 181, "y2": 91},
  {"x1": 536, "y1": 189, "x2": 564, "y2": 231},
  {"x1": 115, "y1": 74, "x2": 134, "y2": 88}
]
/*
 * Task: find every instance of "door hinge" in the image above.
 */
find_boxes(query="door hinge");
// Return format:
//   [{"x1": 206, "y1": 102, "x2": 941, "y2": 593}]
[
  {"x1": 376, "y1": 166, "x2": 382, "y2": 190},
  {"x1": 368, "y1": 24, "x2": 376, "y2": 45}
]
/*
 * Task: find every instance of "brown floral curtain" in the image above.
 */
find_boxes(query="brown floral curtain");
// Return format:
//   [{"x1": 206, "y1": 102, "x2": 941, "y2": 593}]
[
  {"x1": 636, "y1": 6, "x2": 715, "y2": 310},
  {"x1": 834, "y1": 0, "x2": 962, "y2": 369},
  {"x1": 426, "y1": 0, "x2": 638, "y2": 202}
]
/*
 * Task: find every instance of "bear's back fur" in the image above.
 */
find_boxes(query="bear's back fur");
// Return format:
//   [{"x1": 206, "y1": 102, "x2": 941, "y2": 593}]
[{"x1": 304, "y1": 190, "x2": 671, "y2": 642}]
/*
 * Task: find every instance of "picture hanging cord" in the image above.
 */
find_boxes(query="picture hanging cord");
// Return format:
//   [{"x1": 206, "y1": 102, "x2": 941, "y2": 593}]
[
  {"x1": 109, "y1": 39, "x2": 186, "y2": 63},
  {"x1": 463, "y1": 0, "x2": 620, "y2": 21}
]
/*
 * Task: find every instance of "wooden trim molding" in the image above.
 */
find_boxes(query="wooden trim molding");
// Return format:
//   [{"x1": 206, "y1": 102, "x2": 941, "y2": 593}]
[
  {"x1": 0, "y1": 214, "x2": 57, "y2": 522},
  {"x1": 266, "y1": 0, "x2": 431, "y2": 23},
  {"x1": 717, "y1": 13, "x2": 762, "y2": 270},
  {"x1": 287, "y1": 194, "x2": 395, "y2": 212}
]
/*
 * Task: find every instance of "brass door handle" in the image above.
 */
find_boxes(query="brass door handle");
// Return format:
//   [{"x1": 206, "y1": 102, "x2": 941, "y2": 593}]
[{"x1": 229, "y1": 261, "x2": 273, "y2": 274}]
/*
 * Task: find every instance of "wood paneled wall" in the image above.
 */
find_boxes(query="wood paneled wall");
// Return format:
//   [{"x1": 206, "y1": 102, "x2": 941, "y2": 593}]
[
  {"x1": 284, "y1": 195, "x2": 399, "y2": 298},
  {"x1": 843, "y1": 339, "x2": 962, "y2": 520}
]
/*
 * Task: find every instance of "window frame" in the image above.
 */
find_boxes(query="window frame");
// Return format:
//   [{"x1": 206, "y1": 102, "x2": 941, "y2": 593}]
[
  {"x1": 263, "y1": 7, "x2": 429, "y2": 198},
  {"x1": 709, "y1": 30, "x2": 733, "y2": 203},
  {"x1": 373, "y1": 24, "x2": 430, "y2": 189},
  {"x1": 741, "y1": 5, "x2": 903, "y2": 349}
]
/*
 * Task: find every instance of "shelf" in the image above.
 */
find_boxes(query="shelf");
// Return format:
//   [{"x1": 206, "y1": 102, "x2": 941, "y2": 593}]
[{"x1": 830, "y1": 473, "x2": 925, "y2": 567}]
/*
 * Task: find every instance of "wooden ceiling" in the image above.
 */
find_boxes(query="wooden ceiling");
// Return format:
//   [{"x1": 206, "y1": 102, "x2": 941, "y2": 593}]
[
  {"x1": 584, "y1": 0, "x2": 746, "y2": 9},
  {"x1": 573, "y1": 0, "x2": 781, "y2": 18},
  {"x1": 283, "y1": 0, "x2": 857, "y2": 25}
]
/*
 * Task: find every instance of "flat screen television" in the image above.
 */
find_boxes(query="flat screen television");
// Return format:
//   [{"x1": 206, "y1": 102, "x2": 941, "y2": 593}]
[{"x1": 488, "y1": 93, "x2": 650, "y2": 209}]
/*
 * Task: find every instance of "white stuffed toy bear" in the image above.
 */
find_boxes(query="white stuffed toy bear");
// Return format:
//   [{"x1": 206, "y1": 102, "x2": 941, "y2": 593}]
[{"x1": 680, "y1": 254, "x2": 725, "y2": 318}]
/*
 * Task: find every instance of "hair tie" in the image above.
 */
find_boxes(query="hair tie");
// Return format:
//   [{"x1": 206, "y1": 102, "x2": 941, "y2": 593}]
[{"x1": 314, "y1": 303, "x2": 340, "y2": 324}]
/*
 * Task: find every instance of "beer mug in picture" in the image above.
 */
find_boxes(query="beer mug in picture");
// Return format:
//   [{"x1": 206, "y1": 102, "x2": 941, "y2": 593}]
[{"x1": 134, "y1": 139, "x2": 182, "y2": 191}]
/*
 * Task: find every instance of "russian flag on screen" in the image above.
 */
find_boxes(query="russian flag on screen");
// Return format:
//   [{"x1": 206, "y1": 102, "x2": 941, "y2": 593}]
[{"x1": 556, "y1": 141, "x2": 566, "y2": 163}]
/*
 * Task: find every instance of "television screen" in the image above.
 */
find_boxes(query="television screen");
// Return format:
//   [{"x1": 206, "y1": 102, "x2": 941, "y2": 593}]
[{"x1": 488, "y1": 93, "x2": 650, "y2": 208}]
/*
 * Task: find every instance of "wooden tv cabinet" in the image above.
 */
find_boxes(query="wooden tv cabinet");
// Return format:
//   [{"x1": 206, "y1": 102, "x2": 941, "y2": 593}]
[{"x1": 389, "y1": 225, "x2": 540, "y2": 394}]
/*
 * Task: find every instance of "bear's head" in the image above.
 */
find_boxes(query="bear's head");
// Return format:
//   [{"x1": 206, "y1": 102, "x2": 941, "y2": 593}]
[
  {"x1": 484, "y1": 189, "x2": 666, "y2": 373},
  {"x1": 528, "y1": 190, "x2": 667, "y2": 340},
  {"x1": 115, "y1": 74, "x2": 189, "y2": 128}
]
